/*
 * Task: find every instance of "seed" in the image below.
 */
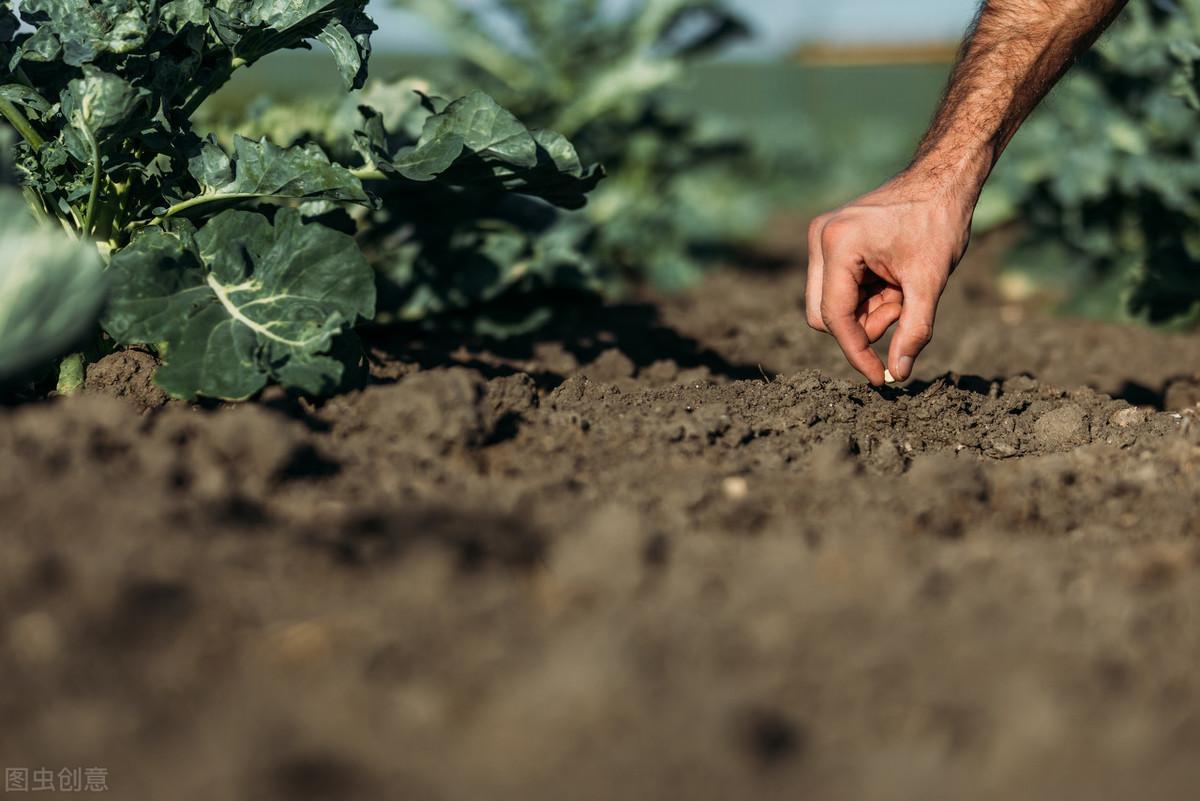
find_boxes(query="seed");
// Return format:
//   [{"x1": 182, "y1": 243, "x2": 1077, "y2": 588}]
[{"x1": 884, "y1": 369, "x2": 897, "y2": 384}]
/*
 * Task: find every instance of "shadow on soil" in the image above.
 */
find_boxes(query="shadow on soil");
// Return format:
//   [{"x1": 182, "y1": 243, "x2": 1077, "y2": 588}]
[{"x1": 362, "y1": 291, "x2": 770, "y2": 388}]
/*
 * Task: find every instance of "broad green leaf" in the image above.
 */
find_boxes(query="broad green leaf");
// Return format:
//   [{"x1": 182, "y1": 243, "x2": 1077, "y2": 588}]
[
  {"x1": 314, "y1": 9, "x2": 375, "y2": 91},
  {"x1": 361, "y1": 90, "x2": 603, "y2": 208},
  {"x1": 419, "y1": 90, "x2": 540, "y2": 168},
  {"x1": 210, "y1": 0, "x2": 375, "y2": 89},
  {"x1": 61, "y1": 66, "x2": 148, "y2": 160},
  {"x1": 0, "y1": 191, "x2": 106, "y2": 384},
  {"x1": 14, "y1": 26, "x2": 62, "y2": 64},
  {"x1": 103, "y1": 208, "x2": 375, "y2": 400},
  {"x1": 174, "y1": 135, "x2": 372, "y2": 216}
]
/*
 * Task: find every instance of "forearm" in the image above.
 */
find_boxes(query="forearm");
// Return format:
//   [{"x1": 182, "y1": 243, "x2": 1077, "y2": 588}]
[{"x1": 913, "y1": 0, "x2": 1129, "y2": 198}]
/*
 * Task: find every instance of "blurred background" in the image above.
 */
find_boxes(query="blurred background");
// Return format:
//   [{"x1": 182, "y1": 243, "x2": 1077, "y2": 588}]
[
  {"x1": 208, "y1": 0, "x2": 1200, "y2": 327},
  {"x1": 369, "y1": 0, "x2": 979, "y2": 54},
  {"x1": 218, "y1": 0, "x2": 978, "y2": 221}
]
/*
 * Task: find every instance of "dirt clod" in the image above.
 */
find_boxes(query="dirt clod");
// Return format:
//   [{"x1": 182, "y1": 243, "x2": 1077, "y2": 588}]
[
  {"x1": 1032, "y1": 403, "x2": 1089, "y2": 449},
  {"x1": 85, "y1": 349, "x2": 169, "y2": 412}
]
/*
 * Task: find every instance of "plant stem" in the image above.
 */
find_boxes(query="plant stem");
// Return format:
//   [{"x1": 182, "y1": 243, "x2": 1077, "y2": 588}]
[
  {"x1": 81, "y1": 123, "x2": 103, "y2": 237},
  {"x1": 350, "y1": 166, "x2": 387, "y2": 181},
  {"x1": 152, "y1": 191, "x2": 258, "y2": 224},
  {"x1": 21, "y1": 187, "x2": 53, "y2": 226},
  {"x1": 94, "y1": 180, "x2": 125, "y2": 247},
  {"x1": 0, "y1": 96, "x2": 45, "y2": 151},
  {"x1": 56, "y1": 353, "x2": 86, "y2": 396},
  {"x1": 131, "y1": 191, "x2": 259, "y2": 230}
]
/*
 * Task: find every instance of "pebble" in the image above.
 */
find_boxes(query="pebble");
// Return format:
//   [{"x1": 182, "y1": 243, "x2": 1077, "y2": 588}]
[
  {"x1": 723, "y1": 476, "x2": 749, "y2": 500},
  {"x1": 1111, "y1": 407, "x2": 1148, "y2": 428}
]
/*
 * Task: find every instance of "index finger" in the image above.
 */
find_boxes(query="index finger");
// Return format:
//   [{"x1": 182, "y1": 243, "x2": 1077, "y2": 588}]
[{"x1": 821, "y1": 249, "x2": 886, "y2": 385}]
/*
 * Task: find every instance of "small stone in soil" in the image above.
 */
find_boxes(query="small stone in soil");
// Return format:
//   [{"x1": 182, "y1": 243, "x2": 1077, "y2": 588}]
[{"x1": 723, "y1": 476, "x2": 749, "y2": 500}]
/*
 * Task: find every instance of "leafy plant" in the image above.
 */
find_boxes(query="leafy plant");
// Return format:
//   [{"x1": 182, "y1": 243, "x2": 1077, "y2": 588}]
[
  {"x1": 0, "y1": 0, "x2": 597, "y2": 399},
  {"x1": 985, "y1": 0, "x2": 1200, "y2": 325},
  {"x1": 205, "y1": 78, "x2": 606, "y2": 327},
  {"x1": 398, "y1": 0, "x2": 770, "y2": 290}
]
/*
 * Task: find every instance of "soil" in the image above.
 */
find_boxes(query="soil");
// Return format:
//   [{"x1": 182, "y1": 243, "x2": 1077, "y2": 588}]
[{"x1": 2, "y1": 222, "x2": 1200, "y2": 801}]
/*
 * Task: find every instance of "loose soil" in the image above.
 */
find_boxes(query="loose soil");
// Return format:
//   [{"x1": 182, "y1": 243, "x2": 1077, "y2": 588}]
[{"x1": 2, "y1": 223, "x2": 1200, "y2": 801}]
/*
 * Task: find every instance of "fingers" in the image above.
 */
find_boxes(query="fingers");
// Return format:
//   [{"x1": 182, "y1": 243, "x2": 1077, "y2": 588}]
[
  {"x1": 863, "y1": 302, "x2": 902, "y2": 343},
  {"x1": 805, "y1": 216, "x2": 828, "y2": 332},
  {"x1": 820, "y1": 245, "x2": 886, "y2": 386},
  {"x1": 887, "y1": 278, "x2": 943, "y2": 382},
  {"x1": 857, "y1": 287, "x2": 902, "y2": 342}
]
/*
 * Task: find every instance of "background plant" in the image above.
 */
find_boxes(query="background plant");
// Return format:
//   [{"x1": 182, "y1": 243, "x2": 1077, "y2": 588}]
[
  {"x1": 398, "y1": 0, "x2": 778, "y2": 291},
  {"x1": 984, "y1": 0, "x2": 1200, "y2": 326}
]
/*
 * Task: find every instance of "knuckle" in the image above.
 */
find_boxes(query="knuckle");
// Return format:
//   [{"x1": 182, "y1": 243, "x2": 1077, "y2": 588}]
[
  {"x1": 819, "y1": 217, "x2": 855, "y2": 251},
  {"x1": 807, "y1": 214, "x2": 830, "y2": 242},
  {"x1": 910, "y1": 321, "x2": 934, "y2": 345}
]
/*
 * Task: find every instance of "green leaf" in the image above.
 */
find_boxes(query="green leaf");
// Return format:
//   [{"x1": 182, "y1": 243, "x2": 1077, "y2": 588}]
[
  {"x1": 103, "y1": 208, "x2": 375, "y2": 400},
  {"x1": 0, "y1": 84, "x2": 53, "y2": 117},
  {"x1": 372, "y1": 198, "x2": 604, "y2": 323},
  {"x1": 171, "y1": 135, "x2": 372, "y2": 217},
  {"x1": 314, "y1": 8, "x2": 375, "y2": 91},
  {"x1": 18, "y1": 0, "x2": 153, "y2": 65},
  {"x1": 0, "y1": 191, "x2": 106, "y2": 384},
  {"x1": 360, "y1": 90, "x2": 603, "y2": 209},
  {"x1": 209, "y1": 0, "x2": 375, "y2": 89},
  {"x1": 419, "y1": 89, "x2": 540, "y2": 168},
  {"x1": 61, "y1": 66, "x2": 148, "y2": 160}
]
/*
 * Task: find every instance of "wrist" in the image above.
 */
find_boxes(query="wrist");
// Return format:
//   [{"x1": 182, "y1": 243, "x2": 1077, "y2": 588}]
[{"x1": 905, "y1": 143, "x2": 993, "y2": 210}]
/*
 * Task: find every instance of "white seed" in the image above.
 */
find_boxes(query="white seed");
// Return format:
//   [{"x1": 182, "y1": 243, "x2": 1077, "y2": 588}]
[{"x1": 884, "y1": 369, "x2": 897, "y2": 384}]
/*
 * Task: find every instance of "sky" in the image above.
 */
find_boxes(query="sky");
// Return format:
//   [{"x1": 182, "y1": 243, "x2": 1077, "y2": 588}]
[{"x1": 372, "y1": 0, "x2": 982, "y2": 54}]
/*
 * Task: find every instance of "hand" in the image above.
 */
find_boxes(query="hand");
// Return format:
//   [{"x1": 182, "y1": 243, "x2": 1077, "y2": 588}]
[{"x1": 805, "y1": 170, "x2": 978, "y2": 386}]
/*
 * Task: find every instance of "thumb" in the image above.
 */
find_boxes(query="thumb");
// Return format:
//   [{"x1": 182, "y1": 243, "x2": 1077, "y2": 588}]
[{"x1": 887, "y1": 282, "x2": 941, "y2": 382}]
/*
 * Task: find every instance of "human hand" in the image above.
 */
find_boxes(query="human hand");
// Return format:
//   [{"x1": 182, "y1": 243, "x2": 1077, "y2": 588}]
[{"x1": 805, "y1": 170, "x2": 978, "y2": 386}]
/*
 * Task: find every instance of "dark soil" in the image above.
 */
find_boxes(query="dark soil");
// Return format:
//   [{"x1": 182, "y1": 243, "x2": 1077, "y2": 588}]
[{"x1": 3, "y1": 225, "x2": 1200, "y2": 801}]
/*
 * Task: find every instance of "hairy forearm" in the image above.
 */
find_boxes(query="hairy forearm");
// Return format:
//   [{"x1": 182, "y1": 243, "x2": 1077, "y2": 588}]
[{"x1": 913, "y1": 0, "x2": 1129, "y2": 197}]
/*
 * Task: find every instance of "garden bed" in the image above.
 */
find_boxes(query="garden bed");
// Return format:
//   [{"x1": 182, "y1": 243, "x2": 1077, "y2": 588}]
[{"x1": 2, "y1": 226, "x2": 1199, "y2": 800}]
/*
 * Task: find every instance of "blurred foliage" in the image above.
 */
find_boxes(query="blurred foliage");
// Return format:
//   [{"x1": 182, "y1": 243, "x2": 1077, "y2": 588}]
[
  {"x1": 396, "y1": 0, "x2": 782, "y2": 291},
  {"x1": 986, "y1": 0, "x2": 1200, "y2": 326},
  {"x1": 0, "y1": 130, "x2": 106, "y2": 388}
]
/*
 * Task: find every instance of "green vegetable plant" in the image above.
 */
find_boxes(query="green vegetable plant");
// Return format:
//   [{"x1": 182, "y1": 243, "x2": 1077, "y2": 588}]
[
  {"x1": 205, "y1": 78, "x2": 605, "y2": 330},
  {"x1": 399, "y1": 0, "x2": 770, "y2": 291},
  {"x1": 0, "y1": 0, "x2": 599, "y2": 399},
  {"x1": 985, "y1": 0, "x2": 1200, "y2": 325}
]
